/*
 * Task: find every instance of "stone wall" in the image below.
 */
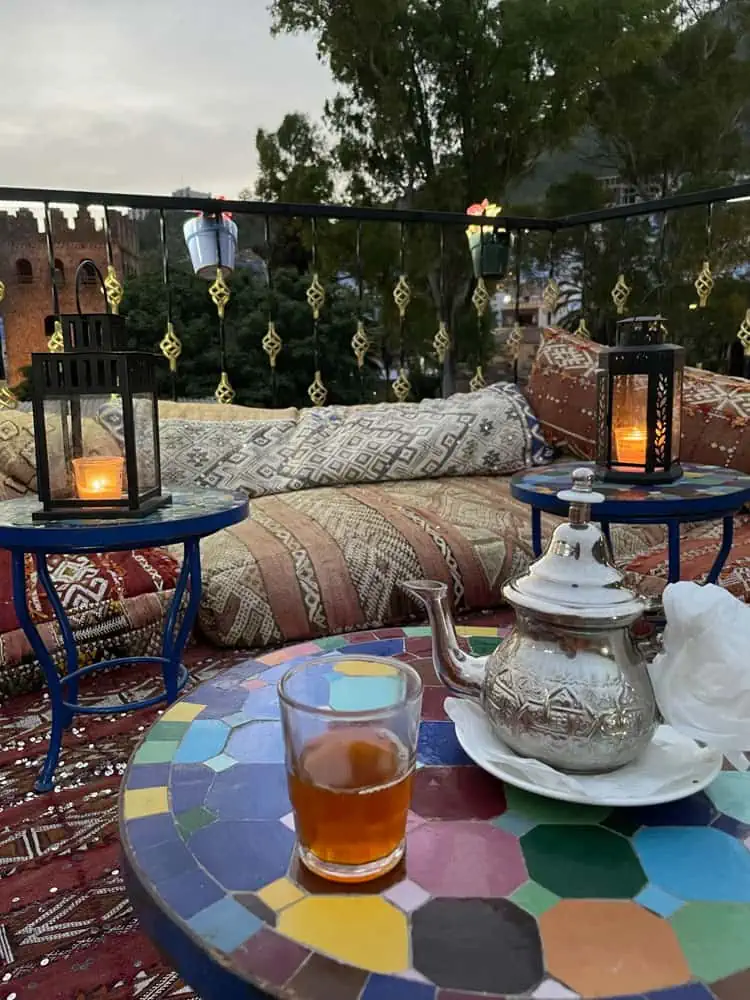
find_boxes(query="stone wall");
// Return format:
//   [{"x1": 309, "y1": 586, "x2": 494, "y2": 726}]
[{"x1": 0, "y1": 208, "x2": 139, "y2": 384}]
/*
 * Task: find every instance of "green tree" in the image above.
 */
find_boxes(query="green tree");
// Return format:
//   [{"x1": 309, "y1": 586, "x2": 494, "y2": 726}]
[
  {"x1": 586, "y1": 1, "x2": 750, "y2": 196},
  {"x1": 121, "y1": 266, "x2": 385, "y2": 407},
  {"x1": 264, "y1": 0, "x2": 703, "y2": 378},
  {"x1": 246, "y1": 113, "x2": 450, "y2": 387},
  {"x1": 271, "y1": 0, "x2": 678, "y2": 207}
]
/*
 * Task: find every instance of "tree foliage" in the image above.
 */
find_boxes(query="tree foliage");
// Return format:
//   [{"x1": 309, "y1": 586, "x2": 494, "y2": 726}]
[
  {"x1": 270, "y1": 0, "x2": 679, "y2": 208},
  {"x1": 260, "y1": 0, "x2": 750, "y2": 373},
  {"x1": 586, "y1": 1, "x2": 750, "y2": 195},
  {"x1": 120, "y1": 266, "x2": 392, "y2": 408}
]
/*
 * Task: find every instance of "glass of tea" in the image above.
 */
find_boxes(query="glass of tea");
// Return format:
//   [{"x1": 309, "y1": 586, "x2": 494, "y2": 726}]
[{"x1": 278, "y1": 654, "x2": 423, "y2": 883}]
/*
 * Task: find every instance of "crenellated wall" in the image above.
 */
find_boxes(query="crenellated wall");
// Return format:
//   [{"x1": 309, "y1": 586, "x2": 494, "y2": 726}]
[{"x1": 0, "y1": 208, "x2": 139, "y2": 384}]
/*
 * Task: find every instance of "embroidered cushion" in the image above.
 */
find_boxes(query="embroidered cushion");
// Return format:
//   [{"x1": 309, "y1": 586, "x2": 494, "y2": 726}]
[
  {"x1": 197, "y1": 473, "x2": 657, "y2": 649},
  {"x1": 158, "y1": 417, "x2": 300, "y2": 496},
  {"x1": 525, "y1": 327, "x2": 750, "y2": 472},
  {"x1": 0, "y1": 548, "x2": 179, "y2": 701},
  {"x1": 279, "y1": 384, "x2": 554, "y2": 490}
]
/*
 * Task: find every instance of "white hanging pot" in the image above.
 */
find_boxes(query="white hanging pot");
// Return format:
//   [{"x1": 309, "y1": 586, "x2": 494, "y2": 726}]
[{"x1": 183, "y1": 214, "x2": 238, "y2": 279}]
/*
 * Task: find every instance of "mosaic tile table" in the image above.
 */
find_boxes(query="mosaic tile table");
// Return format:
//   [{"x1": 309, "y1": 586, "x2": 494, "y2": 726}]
[
  {"x1": 511, "y1": 462, "x2": 750, "y2": 584},
  {"x1": 121, "y1": 626, "x2": 750, "y2": 1000}
]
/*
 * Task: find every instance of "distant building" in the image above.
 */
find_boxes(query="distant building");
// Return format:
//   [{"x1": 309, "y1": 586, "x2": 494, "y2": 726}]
[
  {"x1": 0, "y1": 208, "x2": 139, "y2": 384},
  {"x1": 171, "y1": 187, "x2": 211, "y2": 200},
  {"x1": 130, "y1": 187, "x2": 213, "y2": 221}
]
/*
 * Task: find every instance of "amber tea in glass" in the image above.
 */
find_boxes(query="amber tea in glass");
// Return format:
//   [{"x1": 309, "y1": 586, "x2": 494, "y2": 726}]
[{"x1": 279, "y1": 655, "x2": 423, "y2": 883}]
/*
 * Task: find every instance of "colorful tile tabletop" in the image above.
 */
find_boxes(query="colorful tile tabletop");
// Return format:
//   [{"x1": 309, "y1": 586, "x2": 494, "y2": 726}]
[
  {"x1": 512, "y1": 462, "x2": 750, "y2": 511},
  {"x1": 121, "y1": 626, "x2": 750, "y2": 1000}
]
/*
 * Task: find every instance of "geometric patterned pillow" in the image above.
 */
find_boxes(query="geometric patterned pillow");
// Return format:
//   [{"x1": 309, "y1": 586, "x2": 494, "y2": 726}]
[
  {"x1": 523, "y1": 328, "x2": 599, "y2": 460},
  {"x1": 525, "y1": 327, "x2": 750, "y2": 473},
  {"x1": 279, "y1": 383, "x2": 554, "y2": 490},
  {"x1": 158, "y1": 417, "x2": 300, "y2": 497},
  {"x1": 121, "y1": 387, "x2": 553, "y2": 498}
]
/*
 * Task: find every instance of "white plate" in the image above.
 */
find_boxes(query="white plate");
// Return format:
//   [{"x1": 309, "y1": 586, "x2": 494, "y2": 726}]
[{"x1": 448, "y1": 699, "x2": 724, "y2": 808}]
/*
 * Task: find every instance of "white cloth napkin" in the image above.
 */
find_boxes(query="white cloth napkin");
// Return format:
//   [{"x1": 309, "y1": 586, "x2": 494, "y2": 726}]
[
  {"x1": 444, "y1": 697, "x2": 719, "y2": 801},
  {"x1": 649, "y1": 582, "x2": 750, "y2": 762}
]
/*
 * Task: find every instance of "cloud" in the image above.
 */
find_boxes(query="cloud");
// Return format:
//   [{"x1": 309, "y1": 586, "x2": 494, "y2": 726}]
[{"x1": 0, "y1": 0, "x2": 335, "y2": 197}]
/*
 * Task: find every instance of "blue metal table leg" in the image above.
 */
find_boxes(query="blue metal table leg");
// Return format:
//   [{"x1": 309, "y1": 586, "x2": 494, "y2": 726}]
[
  {"x1": 667, "y1": 520, "x2": 681, "y2": 584},
  {"x1": 531, "y1": 507, "x2": 542, "y2": 558},
  {"x1": 161, "y1": 538, "x2": 202, "y2": 703},
  {"x1": 707, "y1": 515, "x2": 734, "y2": 584},
  {"x1": 12, "y1": 553, "x2": 77, "y2": 793}
]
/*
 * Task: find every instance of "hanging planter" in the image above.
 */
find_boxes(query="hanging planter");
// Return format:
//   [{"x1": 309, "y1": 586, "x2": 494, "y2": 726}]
[
  {"x1": 183, "y1": 198, "x2": 238, "y2": 279},
  {"x1": 466, "y1": 199, "x2": 511, "y2": 280}
]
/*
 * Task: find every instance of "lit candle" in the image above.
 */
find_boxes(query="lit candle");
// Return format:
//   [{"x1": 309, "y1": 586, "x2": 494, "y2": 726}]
[
  {"x1": 72, "y1": 456, "x2": 124, "y2": 501},
  {"x1": 615, "y1": 426, "x2": 647, "y2": 467}
]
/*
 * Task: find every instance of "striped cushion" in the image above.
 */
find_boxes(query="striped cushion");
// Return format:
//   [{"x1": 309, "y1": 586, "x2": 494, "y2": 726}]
[{"x1": 197, "y1": 475, "x2": 659, "y2": 649}]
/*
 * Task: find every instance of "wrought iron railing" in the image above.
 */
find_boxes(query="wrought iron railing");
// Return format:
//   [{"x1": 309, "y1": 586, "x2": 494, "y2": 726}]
[{"x1": 0, "y1": 180, "x2": 748, "y2": 411}]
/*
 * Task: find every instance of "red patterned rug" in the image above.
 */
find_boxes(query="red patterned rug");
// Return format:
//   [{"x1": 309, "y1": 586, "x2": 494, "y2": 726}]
[{"x1": 0, "y1": 644, "x2": 252, "y2": 1000}]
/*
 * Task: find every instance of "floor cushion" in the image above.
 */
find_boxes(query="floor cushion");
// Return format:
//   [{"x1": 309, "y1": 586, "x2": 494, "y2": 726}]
[
  {"x1": 0, "y1": 548, "x2": 180, "y2": 702},
  {"x1": 196, "y1": 475, "x2": 661, "y2": 649},
  {"x1": 623, "y1": 516, "x2": 750, "y2": 603}
]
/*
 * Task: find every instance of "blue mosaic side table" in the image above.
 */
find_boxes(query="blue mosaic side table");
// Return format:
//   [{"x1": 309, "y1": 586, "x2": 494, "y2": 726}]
[
  {"x1": 0, "y1": 488, "x2": 248, "y2": 793},
  {"x1": 121, "y1": 626, "x2": 750, "y2": 1000},
  {"x1": 511, "y1": 461, "x2": 750, "y2": 583}
]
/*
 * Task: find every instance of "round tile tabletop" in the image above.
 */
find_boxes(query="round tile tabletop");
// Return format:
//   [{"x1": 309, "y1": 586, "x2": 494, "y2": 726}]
[
  {"x1": 0, "y1": 488, "x2": 248, "y2": 554},
  {"x1": 511, "y1": 461, "x2": 750, "y2": 520},
  {"x1": 121, "y1": 626, "x2": 750, "y2": 1000}
]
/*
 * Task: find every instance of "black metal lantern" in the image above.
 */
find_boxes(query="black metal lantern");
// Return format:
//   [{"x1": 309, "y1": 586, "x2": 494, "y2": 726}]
[
  {"x1": 595, "y1": 316, "x2": 684, "y2": 484},
  {"x1": 31, "y1": 305, "x2": 171, "y2": 521}
]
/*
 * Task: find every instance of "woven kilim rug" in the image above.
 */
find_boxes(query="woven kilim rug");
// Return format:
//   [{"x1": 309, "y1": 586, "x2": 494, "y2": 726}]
[{"x1": 0, "y1": 644, "x2": 252, "y2": 1000}]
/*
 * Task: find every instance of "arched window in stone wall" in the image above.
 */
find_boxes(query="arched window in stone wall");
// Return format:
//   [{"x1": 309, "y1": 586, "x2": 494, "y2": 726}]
[
  {"x1": 79, "y1": 260, "x2": 98, "y2": 286},
  {"x1": 54, "y1": 259, "x2": 65, "y2": 284},
  {"x1": 15, "y1": 258, "x2": 33, "y2": 284}
]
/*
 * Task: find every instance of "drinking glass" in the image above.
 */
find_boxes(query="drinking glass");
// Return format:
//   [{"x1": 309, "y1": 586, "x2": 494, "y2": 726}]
[{"x1": 278, "y1": 654, "x2": 423, "y2": 883}]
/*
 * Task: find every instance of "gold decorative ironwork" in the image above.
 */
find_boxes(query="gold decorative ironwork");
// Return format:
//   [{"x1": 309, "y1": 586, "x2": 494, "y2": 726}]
[
  {"x1": 306, "y1": 273, "x2": 325, "y2": 320},
  {"x1": 159, "y1": 321, "x2": 182, "y2": 372},
  {"x1": 49, "y1": 319, "x2": 64, "y2": 353},
  {"x1": 574, "y1": 317, "x2": 591, "y2": 339},
  {"x1": 104, "y1": 264, "x2": 124, "y2": 314},
  {"x1": 611, "y1": 273, "x2": 631, "y2": 315},
  {"x1": 506, "y1": 321, "x2": 523, "y2": 360},
  {"x1": 0, "y1": 384, "x2": 17, "y2": 409},
  {"x1": 471, "y1": 277, "x2": 490, "y2": 318},
  {"x1": 694, "y1": 260, "x2": 714, "y2": 308},
  {"x1": 262, "y1": 321, "x2": 282, "y2": 368},
  {"x1": 738, "y1": 309, "x2": 750, "y2": 356},
  {"x1": 542, "y1": 277, "x2": 560, "y2": 313},
  {"x1": 215, "y1": 371, "x2": 235, "y2": 405},
  {"x1": 469, "y1": 366, "x2": 486, "y2": 393},
  {"x1": 433, "y1": 321, "x2": 450, "y2": 364},
  {"x1": 393, "y1": 275, "x2": 411, "y2": 318},
  {"x1": 209, "y1": 267, "x2": 231, "y2": 318},
  {"x1": 351, "y1": 320, "x2": 370, "y2": 369},
  {"x1": 308, "y1": 370, "x2": 328, "y2": 407},
  {"x1": 0, "y1": 279, "x2": 5, "y2": 303},
  {"x1": 392, "y1": 368, "x2": 411, "y2": 402}
]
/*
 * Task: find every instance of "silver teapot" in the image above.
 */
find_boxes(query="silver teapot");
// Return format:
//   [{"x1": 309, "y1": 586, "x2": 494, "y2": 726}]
[{"x1": 403, "y1": 468, "x2": 658, "y2": 774}]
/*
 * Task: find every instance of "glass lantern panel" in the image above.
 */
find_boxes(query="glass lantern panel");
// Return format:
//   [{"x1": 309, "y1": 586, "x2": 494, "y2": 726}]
[
  {"x1": 610, "y1": 373, "x2": 648, "y2": 469},
  {"x1": 133, "y1": 392, "x2": 158, "y2": 493},
  {"x1": 43, "y1": 395, "x2": 126, "y2": 502},
  {"x1": 672, "y1": 369, "x2": 682, "y2": 463}
]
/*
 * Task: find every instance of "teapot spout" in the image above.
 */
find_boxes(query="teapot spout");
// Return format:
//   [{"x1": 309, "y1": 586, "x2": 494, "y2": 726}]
[{"x1": 401, "y1": 580, "x2": 485, "y2": 702}]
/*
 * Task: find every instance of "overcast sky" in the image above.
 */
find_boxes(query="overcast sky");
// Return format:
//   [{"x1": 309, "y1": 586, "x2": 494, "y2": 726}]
[{"x1": 0, "y1": 0, "x2": 335, "y2": 198}]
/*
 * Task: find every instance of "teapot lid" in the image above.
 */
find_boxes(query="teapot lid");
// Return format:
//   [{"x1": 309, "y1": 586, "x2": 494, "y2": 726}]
[{"x1": 503, "y1": 468, "x2": 646, "y2": 625}]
